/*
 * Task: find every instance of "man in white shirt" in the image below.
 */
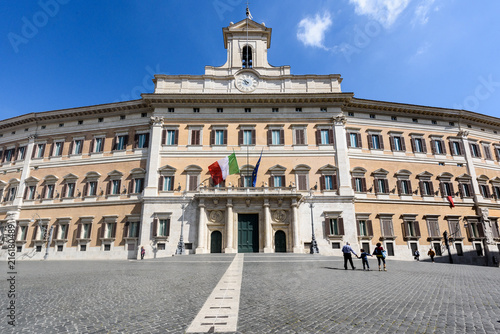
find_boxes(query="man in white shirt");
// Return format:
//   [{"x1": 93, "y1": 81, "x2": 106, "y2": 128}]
[{"x1": 341, "y1": 242, "x2": 358, "y2": 270}]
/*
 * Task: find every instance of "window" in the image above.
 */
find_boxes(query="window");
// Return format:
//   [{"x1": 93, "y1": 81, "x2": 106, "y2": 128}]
[
  {"x1": 295, "y1": 108, "x2": 302, "y2": 112},
  {"x1": 430, "y1": 138, "x2": 446, "y2": 155},
  {"x1": 25, "y1": 185, "x2": 36, "y2": 200},
  {"x1": 469, "y1": 143, "x2": 481, "y2": 158},
  {"x1": 217, "y1": 108, "x2": 223, "y2": 113},
  {"x1": 357, "y1": 219, "x2": 373, "y2": 237},
  {"x1": 193, "y1": 108, "x2": 200, "y2": 113},
  {"x1": 17, "y1": 225, "x2": 28, "y2": 241},
  {"x1": 51, "y1": 141, "x2": 64, "y2": 157},
  {"x1": 297, "y1": 174, "x2": 308, "y2": 191},
  {"x1": 124, "y1": 222, "x2": 139, "y2": 238},
  {"x1": 159, "y1": 219, "x2": 170, "y2": 237},
  {"x1": 85, "y1": 181, "x2": 98, "y2": 196},
  {"x1": 390, "y1": 135, "x2": 406, "y2": 152},
  {"x1": 54, "y1": 223, "x2": 69, "y2": 240},
  {"x1": 44, "y1": 184, "x2": 55, "y2": 199},
  {"x1": 447, "y1": 218, "x2": 462, "y2": 238},
  {"x1": 272, "y1": 108, "x2": 279, "y2": 113},
  {"x1": 241, "y1": 129, "x2": 255, "y2": 145},
  {"x1": 411, "y1": 137, "x2": 427, "y2": 153},
  {"x1": 412, "y1": 118, "x2": 418, "y2": 123},
  {"x1": 113, "y1": 135, "x2": 128, "y2": 151},
  {"x1": 163, "y1": 129, "x2": 178, "y2": 146},
  {"x1": 353, "y1": 177, "x2": 366, "y2": 192},
  {"x1": 3, "y1": 148, "x2": 14, "y2": 162},
  {"x1": 168, "y1": 108, "x2": 175, "y2": 113},
  {"x1": 72, "y1": 139, "x2": 83, "y2": 155},
  {"x1": 347, "y1": 132, "x2": 362, "y2": 148},
  {"x1": 326, "y1": 218, "x2": 344, "y2": 236},
  {"x1": 268, "y1": 129, "x2": 284, "y2": 146},
  {"x1": 245, "y1": 108, "x2": 251, "y2": 113},
  {"x1": 439, "y1": 180, "x2": 454, "y2": 197},
  {"x1": 398, "y1": 179, "x2": 412, "y2": 195},
  {"x1": 317, "y1": 128, "x2": 333, "y2": 145},
  {"x1": 17, "y1": 146, "x2": 26, "y2": 160},
  {"x1": 494, "y1": 146, "x2": 500, "y2": 161},
  {"x1": 210, "y1": 129, "x2": 227, "y2": 146},
  {"x1": 479, "y1": 184, "x2": 491, "y2": 198},
  {"x1": 320, "y1": 175, "x2": 337, "y2": 191},
  {"x1": 458, "y1": 182, "x2": 472, "y2": 198},
  {"x1": 380, "y1": 217, "x2": 394, "y2": 237},
  {"x1": 482, "y1": 143, "x2": 492, "y2": 160},
  {"x1": 455, "y1": 243, "x2": 463, "y2": 256},
  {"x1": 159, "y1": 176, "x2": 175, "y2": 191},
  {"x1": 320, "y1": 107, "x2": 327, "y2": 112},
  {"x1": 450, "y1": 140, "x2": 464, "y2": 156},
  {"x1": 372, "y1": 169, "x2": 389, "y2": 194},
  {"x1": 242, "y1": 45, "x2": 252, "y2": 68},
  {"x1": 402, "y1": 217, "x2": 420, "y2": 239},
  {"x1": 418, "y1": 172, "x2": 434, "y2": 196},
  {"x1": 188, "y1": 175, "x2": 199, "y2": 191},
  {"x1": 294, "y1": 128, "x2": 306, "y2": 145},
  {"x1": 131, "y1": 178, "x2": 144, "y2": 194},
  {"x1": 34, "y1": 143, "x2": 46, "y2": 158},
  {"x1": 134, "y1": 133, "x2": 150, "y2": 149},
  {"x1": 190, "y1": 129, "x2": 201, "y2": 146},
  {"x1": 98, "y1": 118, "x2": 104, "y2": 122},
  {"x1": 369, "y1": 114, "x2": 375, "y2": 119},
  {"x1": 6, "y1": 187, "x2": 17, "y2": 202},
  {"x1": 111, "y1": 180, "x2": 121, "y2": 195},
  {"x1": 242, "y1": 175, "x2": 253, "y2": 187},
  {"x1": 493, "y1": 184, "x2": 500, "y2": 199},
  {"x1": 348, "y1": 112, "x2": 354, "y2": 117},
  {"x1": 491, "y1": 219, "x2": 500, "y2": 239},
  {"x1": 273, "y1": 176, "x2": 284, "y2": 187},
  {"x1": 79, "y1": 223, "x2": 92, "y2": 239},
  {"x1": 100, "y1": 222, "x2": 116, "y2": 239},
  {"x1": 466, "y1": 219, "x2": 484, "y2": 240},
  {"x1": 391, "y1": 116, "x2": 397, "y2": 121},
  {"x1": 367, "y1": 133, "x2": 383, "y2": 150},
  {"x1": 65, "y1": 183, "x2": 75, "y2": 198},
  {"x1": 92, "y1": 137, "x2": 104, "y2": 153},
  {"x1": 426, "y1": 217, "x2": 441, "y2": 238}
]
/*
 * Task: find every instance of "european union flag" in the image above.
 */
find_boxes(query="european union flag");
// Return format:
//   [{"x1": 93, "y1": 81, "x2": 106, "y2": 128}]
[{"x1": 251, "y1": 150, "x2": 263, "y2": 187}]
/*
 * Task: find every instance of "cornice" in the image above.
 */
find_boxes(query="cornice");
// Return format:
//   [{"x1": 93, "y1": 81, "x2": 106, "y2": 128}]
[
  {"x1": 346, "y1": 98, "x2": 500, "y2": 128},
  {"x1": 142, "y1": 93, "x2": 353, "y2": 107},
  {"x1": 0, "y1": 100, "x2": 150, "y2": 131}
]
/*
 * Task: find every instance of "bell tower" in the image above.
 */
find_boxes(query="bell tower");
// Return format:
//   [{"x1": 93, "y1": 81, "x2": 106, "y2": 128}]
[{"x1": 220, "y1": 18, "x2": 272, "y2": 72}]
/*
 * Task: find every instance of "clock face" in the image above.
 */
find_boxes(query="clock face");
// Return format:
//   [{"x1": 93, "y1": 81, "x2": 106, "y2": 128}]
[{"x1": 236, "y1": 73, "x2": 258, "y2": 92}]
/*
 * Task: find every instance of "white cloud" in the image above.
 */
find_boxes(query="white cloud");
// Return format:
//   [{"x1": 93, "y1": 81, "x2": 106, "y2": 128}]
[
  {"x1": 297, "y1": 12, "x2": 332, "y2": 50},
  {"x1": 409, "y1": 41, "x2": 431, "y2": 61},
  {"x1": 349, "y1": 0, "x2": 411, "y2": 28},
  {"x1": 412, "y1": 0, "x2": 436, "y2": 26}
]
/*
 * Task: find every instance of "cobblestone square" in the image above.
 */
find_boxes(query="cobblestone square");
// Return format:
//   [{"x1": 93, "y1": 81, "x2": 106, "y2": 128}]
[{"x1": 2, "y1": 255, "x2": 499, "y2": 333}]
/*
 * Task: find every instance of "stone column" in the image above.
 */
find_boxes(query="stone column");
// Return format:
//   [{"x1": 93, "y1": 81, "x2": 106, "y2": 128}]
[
  {"x1": 460, "y1": 130, "x2": 482, "y2": 200},
  {"x1": 195, "y1": 198, "x2": 206, "y2": 254},
  {"x1": 143, "y1": 117, "x2": 163, "y2": 197},
  {"x1": 333, "y1": 115, "x2": 354, "y2": 196},
  {"x1": 291, "y1": 198, "x2": 302, "y2": 253},
  {"x1": 263, "y1": 198, "x2": 273, "y2": 253},
  {"x1": 224, "y1": 199, "x2": 235, "y2": 253}
]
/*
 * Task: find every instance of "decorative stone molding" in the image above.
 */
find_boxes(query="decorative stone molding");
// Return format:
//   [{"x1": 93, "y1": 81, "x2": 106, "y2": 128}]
[
  {"x1": 209, "y1": 210, "x2": 224, "y2": 224},
  {"x1": 150, "y1": 116, "x2": 164, "y2": 126},
  {"x1": 272, "y1": 209, "x2": 287, "y2": 223},
  {"x1": 457, "y1": 129, "x2": 469, "y2": 138},
  {"x1": 334, "y1": 115, "x2": 347, "y2": 126}
]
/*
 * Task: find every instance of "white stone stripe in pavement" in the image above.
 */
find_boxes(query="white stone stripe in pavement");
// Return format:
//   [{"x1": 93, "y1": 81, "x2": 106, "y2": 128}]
[{"x1": 186, "y1": 253, "x2": 244, "y2": 333}]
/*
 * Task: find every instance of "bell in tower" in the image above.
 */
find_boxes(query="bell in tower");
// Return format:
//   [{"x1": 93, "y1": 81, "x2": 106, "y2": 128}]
[{"x1": 242, "y1": 45, "x2": 253, "y2": 68}]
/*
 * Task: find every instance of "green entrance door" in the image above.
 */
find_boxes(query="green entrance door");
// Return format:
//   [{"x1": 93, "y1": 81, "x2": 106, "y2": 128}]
[
  {"x1": 275, "y1": 230, "x2": 286, "y2": 252},
  {"x1": 210, "y1": 231, "x2": 222, "y2": 253},
  {"x1": 238, "y1": 214, "x2": 259, "y2": 253}
]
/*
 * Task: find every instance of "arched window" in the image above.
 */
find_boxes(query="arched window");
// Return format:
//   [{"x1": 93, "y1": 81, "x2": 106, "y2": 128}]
[{"x1": 242, "y1": 45, "x2": 252, "y2": 68}]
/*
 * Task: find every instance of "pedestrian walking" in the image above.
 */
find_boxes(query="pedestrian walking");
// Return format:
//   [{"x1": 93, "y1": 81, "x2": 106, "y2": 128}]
[
  {"x1": 373, "y1": 242, "x2": 387, "y2": 271},
  {"x1": 341, "y1": 242, "x2": 358, "y2": 270},
  {"x1": 414, "y1": 249, "x2": 420, "y2": 261},
  {"x1": 140, "y1": 246, "x2": 145, "y2": 260},
  {"x1": 359, "y1": 248, "x2": 373, "y2": 270},
  {"x1": 428, "y1": 248, "x2": 435, "y2": 262}
]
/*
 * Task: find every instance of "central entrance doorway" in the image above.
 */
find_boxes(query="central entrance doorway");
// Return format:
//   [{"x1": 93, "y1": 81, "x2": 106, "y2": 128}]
[{"x1": 238, "y1": 214, "x2": 259, "y2": 253}]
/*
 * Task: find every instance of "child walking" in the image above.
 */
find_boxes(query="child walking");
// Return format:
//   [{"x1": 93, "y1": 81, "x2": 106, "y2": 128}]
[{"x1": 359, "y1": 249, "x2": 373, "y2": 271}]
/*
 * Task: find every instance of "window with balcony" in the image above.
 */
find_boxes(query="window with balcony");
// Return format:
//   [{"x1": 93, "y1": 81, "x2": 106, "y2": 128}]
[
  {"x1": 294, "y1": 128, "x2": 306, "y2": 145},
  {"x1": 347, "y1": 131, "x2": 362, "y2": 148},
  {"x1": 379, "y1": 215, "x2": 395, "y2": 239},
  {"x1": 417, "y1": 172, "x2": 434, "y2": 197},
  {"x1": 395, "y1": 170, "x2": 412, "y2": 195},
  {"x1": 153, "y1": 217, "x2": 170, "y2": 238},
  {"x1": 106, "y1": 170, "x2": 123, "y2": 196},
  {"x1": 33, "y1": 143, "x2": 46, "y2": 158},
  {"x1": 466, "y1": 219, "x2": 484, "y2": 240},
  {"x1": 50, "y1": 141, "x2": 64, "y2": 157},
  {"x1": 113, "y1": 134, "x2": 128, "y2": 151},
  {"x1": 401, "y1": 215, "x2": 420, "y2": 240},
  {"x1": 293, "y1": 164, "x2": 310, "y2": 191},
  {"x1": 318, "y1": 164, "x2": 338, "y2": 192},
  {"x1": 190, "y1": 129, "x2": 202, "y2": 146},
  {"x1": 316, "y1": 128, "x2": 333, "y2": 145},
  {"x1": 158, "y1": 165, "x2": 176, "y2": 192},
  {"x1": 425, "y1": 216, "x2": 441, "y2": 239},
  {"x1": 210, "y1": 129, "x2": 227, "y2": 146},
  {"x1": 482, "y1": 143, "x2": 492, "y2": 160},
  {"x1": 268, "y1": 128, "x2": 284, "y2": 146},
  {"x1": 372, "y1": 168, "x2": 389, "y2": 194},
  {"x1": 356, "y1": 218, "x2": 373, "y2": 237},
  {"x1": 438, "y1": 173, "x2": 455, "y2": 197},
  {"x1": 449, "y1": 140, "x2": 464, "y2": 156},
  {"x1": 238, "y1": 128, "x2": 256, "y2": 146},
  {"x1": 469, "y1": 142, "x2": 481, "y2": 158},
  {"x1": 71, "y1": 139, "x2": 83, "y2": 155},
  {"x1": 326, "y1": 218, "x2": 344, "y2": 236},
  {"x1": 268, "y1": 164, "x2": 286, "y2": 188},
  {"x1": 91, "y1": 137, "x2": 105, "y2": 153}
]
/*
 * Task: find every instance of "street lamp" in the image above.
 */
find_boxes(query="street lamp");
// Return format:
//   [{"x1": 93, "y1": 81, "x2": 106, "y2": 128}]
[
  {"x1": 309, "y1": 191, "x2": 319, "y2": 254},
  {"x1": 175, "y1": 192, "x2": 188, "y2": 255}
]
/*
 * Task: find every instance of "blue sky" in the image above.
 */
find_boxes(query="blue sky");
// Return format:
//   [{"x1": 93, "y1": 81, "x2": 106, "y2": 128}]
[{"x1": 1, "y1": 0, "x2": 500, "y2": 120}]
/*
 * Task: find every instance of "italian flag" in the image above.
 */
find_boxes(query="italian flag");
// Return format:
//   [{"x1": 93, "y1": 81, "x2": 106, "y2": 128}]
[{"x1": 208, "y1": 152, "x2": 240, "y2": 185}]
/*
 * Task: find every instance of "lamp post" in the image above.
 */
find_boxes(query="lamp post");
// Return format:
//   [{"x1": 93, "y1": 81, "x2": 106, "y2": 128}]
[
  {"x1": 443, "y1": 230, "x2": 453, "y2": 264},
  {"x1": 31, "y1": 213, "x2": 53, "y2": 260},
  {"x1": 309, "y1": 192, "x2": 319, "y2": 254},
  {"x1": 176, "y1": 193, "x2": 188, "y2": 255}
]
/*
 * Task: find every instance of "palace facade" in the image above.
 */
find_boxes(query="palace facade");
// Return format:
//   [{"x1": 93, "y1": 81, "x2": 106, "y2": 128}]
[{"x1": 1, "y1": 18, "x2": 500, "y2": 264}]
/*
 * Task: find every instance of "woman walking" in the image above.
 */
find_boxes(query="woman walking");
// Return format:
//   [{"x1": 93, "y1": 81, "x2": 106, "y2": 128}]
[{"x1": 373, "y1": 242, "x2": 387, "y2": 271}]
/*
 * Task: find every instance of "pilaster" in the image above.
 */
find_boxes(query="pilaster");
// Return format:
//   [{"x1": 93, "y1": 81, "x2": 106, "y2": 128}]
[
  {"x1": 263, "y1": 199, "x2": 273, "y2": 253},
  {"x1": 333, "y1": 115, "x2": 354, "y2": 196},
  {"x1": 143, "y1": 117, "x2": 163, "y2": 197},
  {"x1": 195, "y1": 199, "x2": 207, "y2": 254},
  {"x1": 224, "y1": 199, "x2": 235, "y2": 253}
]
